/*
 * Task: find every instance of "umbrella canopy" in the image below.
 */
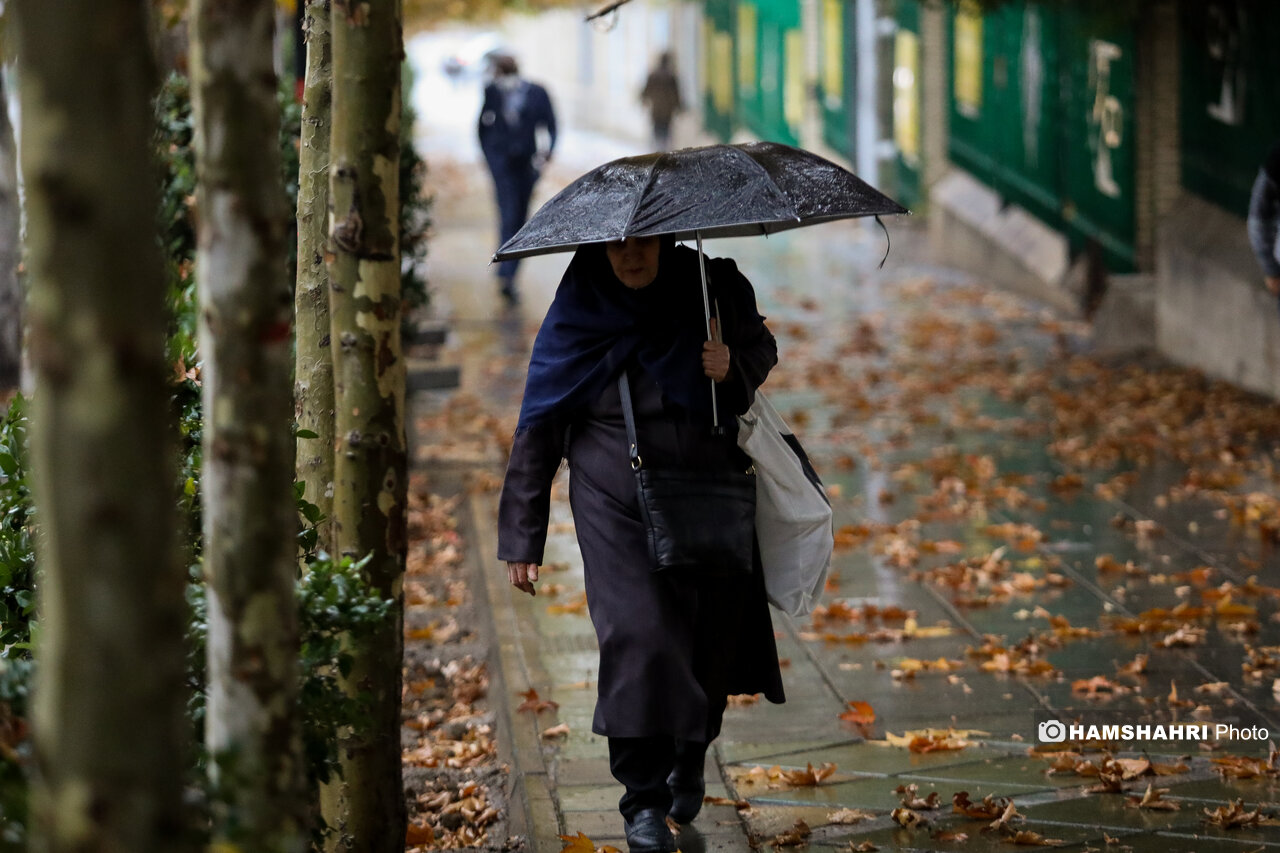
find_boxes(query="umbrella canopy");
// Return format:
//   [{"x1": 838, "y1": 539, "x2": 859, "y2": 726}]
[{"x1": 493, "y1": 141, "x2": 908, "y2": 261}]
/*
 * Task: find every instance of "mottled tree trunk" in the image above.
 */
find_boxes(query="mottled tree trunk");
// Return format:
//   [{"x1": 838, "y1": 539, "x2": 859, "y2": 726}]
[
  {"x1": 16, "y1": 2, "x2": 188, "y2": 851},
  {"x1": 0, "y1": 74, "x2": 20, "y2": 394},
  {"x1": 191, "y1": 1, "x2": 307, "y2": 850},
  {"x1": 323, "y1": 0, "x2": 406, "y2": 850},
  {"x1": 296, "y1": 0, "x2": 335, "y2": 554}
]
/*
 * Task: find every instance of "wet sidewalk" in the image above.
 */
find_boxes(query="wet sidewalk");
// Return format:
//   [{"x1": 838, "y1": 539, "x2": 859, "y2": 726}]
[
  {"x1": 417, "y1": 207, "x2": 1280, "y2": 852},
  {"x1": 406, "y1": 37, "x2": 1280, "y2": 853}
]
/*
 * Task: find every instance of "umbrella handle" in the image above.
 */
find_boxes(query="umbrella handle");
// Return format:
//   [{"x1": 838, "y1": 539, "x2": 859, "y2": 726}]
[{"x1": 695, "y1": 231, "x2": 720, "y2": 432}]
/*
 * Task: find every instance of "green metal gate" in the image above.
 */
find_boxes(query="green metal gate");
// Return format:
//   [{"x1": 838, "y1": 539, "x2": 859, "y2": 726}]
[
  {"x1": 946, "y1": 1, "x2": 1136, "y2": 271},
  {"x1": 892, "y1": 0, "x2": 923, "y2": 207},
  {"x1": 1180, "y1": 0, "x2": 1280, "y2": 214},
  {"x1": 1059, "y1": 9, "x2": 1136, "y2": 272},
  {"x1": 703, "y1": 0, "x2": 737, "y2": 142},
  {"x1": 819, "y1": 0, "x2": 855, "y2": 159},
  {"x1": 735, "y1": 0, "x2": 803, "y2": 145}
]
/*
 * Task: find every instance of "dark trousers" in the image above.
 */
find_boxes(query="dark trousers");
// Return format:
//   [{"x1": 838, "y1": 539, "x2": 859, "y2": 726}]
[
  {"x1": 651, "y1": 119, "x2": 672, "y2": 152},
  {"x1": 487, "y1": 157, "x2": 539, "y2": 282},
  {"x1": 607, "y1": 696, "x2": 727, "y2": 821}
]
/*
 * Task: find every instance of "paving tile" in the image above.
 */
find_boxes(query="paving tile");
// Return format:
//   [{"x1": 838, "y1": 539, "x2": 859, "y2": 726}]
[
  {"x1": 1158, "y1": 824, "x2": 1280, "y2": 848},
  {"x1": 558, "y1": 809, "x2": 625, "y2": 840},
  {"x1": 736, "y1": 803, "x2": 858, "y2": 839},
  {"x1": 532, "y1": 833, "x2": 568, "y2": 852},
  {"x1": 1097, "y1": 834, "x2": 1280, "y2": 852},
  {"x1": 672, "y1": 827, "x2": 758, "y2": 853},
  {"x1": 731, "y1": 740, "x2": 1014, "y2": 777},
  {"x1": 817, "y1": 816, "x2": 1114, "y2": 851},
  {"x1": 1162, "y1": 774, "x2": 1280, "y2": 805},
  {"x1": 717, "y1": 739, "x2": 856, "y2": 765},
  {"x1": 552, "y1": 757, "x2": 616, "y2": 786},
  {"x1": 731, "y1": 770, "x2": 1043, "y2": 812},
  {"x1": 558, "y1": 784, "x2": 622, "y2": 812},
  {"x1": 1019, "y1": 791, "x2": 1202, "y2": 832},
  {"x1": 527, "y1": 795, "x2": 563, "y2": 840},
  {"x1": 896, "y1": 754, "x2": 1083, "y2": 791}
]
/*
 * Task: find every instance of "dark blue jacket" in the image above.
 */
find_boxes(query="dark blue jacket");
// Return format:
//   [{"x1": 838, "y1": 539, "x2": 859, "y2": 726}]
[{"x1": 478, "y1": 78, "x2": 557, "y2": 167}]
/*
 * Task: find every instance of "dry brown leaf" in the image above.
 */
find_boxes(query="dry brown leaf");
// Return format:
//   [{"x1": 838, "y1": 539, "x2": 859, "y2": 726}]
[
  {"x1": 1005, "y1": 829, "x2": 1064, "y2": 845},
  {"x1": 986, "y1": 799, "x2": 1020, "y2": 832},
  {"x1": 891, "y1": 806, "x2": 930, "y2": 829},
  {"x1": 406, "y1": 822, "x2": 436, "y2": 845},
  {"x1": 558, "y1": 831, "x2": 598, "y2": 853},
  {"x1": 1116, "y1": 653, "x2": 1149, "y2": 677},
  {"x1": 953, "y1": 791, "x2": 1008, "y2": 818},
  {"x1": 1126, "y1": 783, "x2": 1180, "y2": 811},
  {"x1": 1201, "y1": 799, "x2": 1280, "y2": 828},
  {"x1": 826, "y1": 808, "x2": 874, "y2": 825},
  {"x1": 840, "y1": 700, "x2": 876, "y2": 728},
  {"x1": 540, "y1": 723, "x2": 570, "y2": 740},
  {"x1": 1112, "y1": 757, "x2": 1152, "y2": 780},
  {"x1": 1212, "y1": 752, "x2": 1280, "y2": 779},
  {"x1": 781, "y1": 762, "x2": 837, "y2": 786},
  {"x1": 894, "y1": 783, "x2": 941, "y2": 809},
  {"x1": 546, "y1": 591, "x2": 589, "y2": 616},
  {"x1": 516, "y1": 688, "x2": 560, "y2": 714},
  {"x1": 704, "y1": 795, "x2": 751, "y2": 809},
  {"x1": 770, "y1": 819, "x2": 812, "y2": 847}
]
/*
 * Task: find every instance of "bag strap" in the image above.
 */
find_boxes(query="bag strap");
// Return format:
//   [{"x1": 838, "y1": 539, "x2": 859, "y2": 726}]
[{"x1": 617, "y1": 372, "x2": 643, "y2": 471}]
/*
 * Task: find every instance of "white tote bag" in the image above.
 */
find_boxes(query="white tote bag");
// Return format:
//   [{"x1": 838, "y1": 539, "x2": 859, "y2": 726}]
[{"x1": 736, "y1": 392, "x2": 834, "y2": 617}]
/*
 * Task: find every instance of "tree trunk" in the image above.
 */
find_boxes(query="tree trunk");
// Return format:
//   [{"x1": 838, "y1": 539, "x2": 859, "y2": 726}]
[
  {"x1": 323, "y1": 0, "x2": 406, "y2": 849},
  {"x1": 16, "y1": 2, "x2": 188, "y2": 851},
  {"x1": 190, "y1": 2, "x2": 307, "y2": 850},
  {"x1": 0, "y1": 73, "x2": 20, "y2": 395},
  {"x1": 296, "y1": 0, "x2": 335, "y2": 554}
]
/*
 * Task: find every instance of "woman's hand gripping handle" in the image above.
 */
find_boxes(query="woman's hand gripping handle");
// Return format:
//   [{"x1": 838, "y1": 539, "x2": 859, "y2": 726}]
[{"x1": 702, "y1": 317, "x2": 730, "y2": 383}]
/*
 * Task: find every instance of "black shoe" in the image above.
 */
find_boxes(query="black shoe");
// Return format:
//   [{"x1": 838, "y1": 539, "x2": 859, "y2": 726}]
[
  {"x1": 624, "y1": 807, "x2": 677, "y2": 853},
  {"x1": 499, "y1": 278, "x2": 519, "y2": 305},
  {"x1": 666, "y1": 767, "x2": 705, "y2": 824}
]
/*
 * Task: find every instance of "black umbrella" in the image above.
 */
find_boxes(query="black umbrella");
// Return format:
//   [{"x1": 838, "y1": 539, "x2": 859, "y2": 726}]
[{"x1": 494, "y1": 141, "x2": 908, "y2": 425}]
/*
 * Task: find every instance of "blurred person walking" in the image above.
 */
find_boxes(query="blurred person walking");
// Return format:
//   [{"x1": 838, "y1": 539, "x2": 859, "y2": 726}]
[
  {"x1": 1248, "y1": 139, "x2": 1280, "y2": 309},
  {"x1": 478, "y1": 54, "x2": 556, "y2": 304},
  {"x1": 640, "y1": 52, "x2": 682, "y2": 152}
]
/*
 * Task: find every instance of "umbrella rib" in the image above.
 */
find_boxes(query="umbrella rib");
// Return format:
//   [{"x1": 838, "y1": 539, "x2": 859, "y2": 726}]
[
  {"x1": 729, "y1": 145, "x2": 802, "y2": 221},
  {"x1": 622, "y1": 152, "x2": 667, "y2": 238}
]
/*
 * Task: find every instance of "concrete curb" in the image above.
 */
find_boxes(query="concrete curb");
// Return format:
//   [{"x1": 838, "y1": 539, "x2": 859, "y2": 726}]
[{"x1": 469, "y1": 490, "x2": 566, "y2": 851}]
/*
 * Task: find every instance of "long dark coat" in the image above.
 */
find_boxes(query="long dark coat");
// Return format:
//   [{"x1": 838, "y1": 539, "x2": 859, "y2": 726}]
[{"x1": 498, "y1": 258, "x2": 785, "y2": 741}]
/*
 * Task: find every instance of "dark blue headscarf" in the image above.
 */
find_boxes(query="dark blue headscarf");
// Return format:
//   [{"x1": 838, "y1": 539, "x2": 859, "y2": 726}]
[{"x1": 516, "y1": 241, "x2": 714, "y2": 431}]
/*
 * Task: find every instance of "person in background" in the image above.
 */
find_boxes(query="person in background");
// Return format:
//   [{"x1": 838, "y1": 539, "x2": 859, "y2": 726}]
[
  {"x1": 1247, "y1": 140, "x2": 1280, "y2": 308},
  {"x1": 479, "y1": 53, "x2": 557, "y2": 304},
  {"x1": 640, "y1": 52, "x2": 682, "y2": 152}
]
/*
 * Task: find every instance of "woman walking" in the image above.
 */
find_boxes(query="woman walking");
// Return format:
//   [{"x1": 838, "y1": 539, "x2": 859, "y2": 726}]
[{"x1": 498, "y1": 235, "x2": 785, "y2": 853}]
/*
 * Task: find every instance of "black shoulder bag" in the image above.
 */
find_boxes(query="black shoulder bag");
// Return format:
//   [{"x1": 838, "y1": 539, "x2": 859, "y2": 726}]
[{"x1": 618, "y1": 372, "x2": 757, "y2": 574}]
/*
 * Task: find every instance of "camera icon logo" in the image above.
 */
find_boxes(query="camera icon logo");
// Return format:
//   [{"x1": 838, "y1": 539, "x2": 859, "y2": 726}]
[{"x1": 1038, "y1": 720, "x2": 1067, "y2": 743}]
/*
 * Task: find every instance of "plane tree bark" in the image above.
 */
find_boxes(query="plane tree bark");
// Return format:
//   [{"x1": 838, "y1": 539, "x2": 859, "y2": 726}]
[
  {"x1": 16, "y1": 1, "x2": 188, "y2": 850},
  {"x1": 296, "y1": 0, "x2": 335, "y2": 554},
  {"x1": 322, "y1": 0, "x2": 407, "y2": 849},
  {"x1": 190, "y1": 0, "x2": 307, "y2": 848},
  {"x1": 0, "y1": 73, "x2": 21, "y2": 394}
]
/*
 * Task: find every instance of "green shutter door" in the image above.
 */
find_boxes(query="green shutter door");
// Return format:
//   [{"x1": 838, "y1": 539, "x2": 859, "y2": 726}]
[
  {"x1": 948, "y1": 2, "x2": 1135, "y2": 272},
  {"x1": 820, "y1": 0, "x2": 855, "y2": 158},
  {"x1": 893, "y1": 0, "x2": 922, "y2": 207},
  {"x1": 703, "y1": 0, "x2": 737, "y2": 142},
  {"x1": 736, "y1": 0, "x2": 802, "y2": 145},
  {"x1": 1180, "y1": 0, "x2": 1280, "y2": 213},
  {"x1": 1059, "y1": 9, "x2": 1136, "y2": 271}
]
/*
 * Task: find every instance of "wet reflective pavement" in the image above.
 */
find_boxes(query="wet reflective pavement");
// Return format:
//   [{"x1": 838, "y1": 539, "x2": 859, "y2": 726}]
[{"x1": 408, "y1": 34, "x2": 1280, "y2": 852}]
